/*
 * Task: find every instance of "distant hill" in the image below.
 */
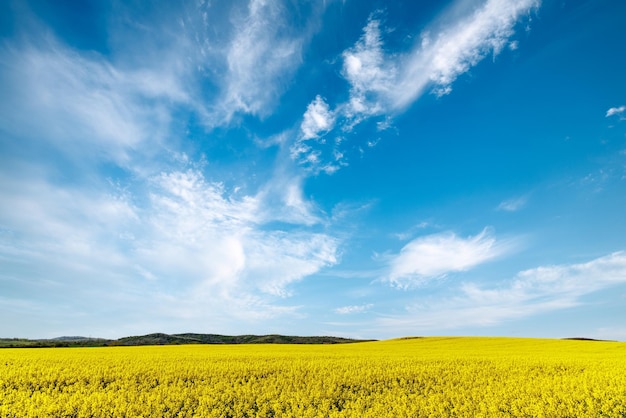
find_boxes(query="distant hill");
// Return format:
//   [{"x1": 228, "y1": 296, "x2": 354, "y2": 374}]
[
  {"x1": 561, "y1": 337, "x2": 614, "y2": 342},
  {"x1": 0, "y1": 333, "x2": 374, "y2": 348},
  {"x1": 113, "y1": 333, "x2": 372, "y2": 346},
  {"x1": 0, "y1": 337, "x2": 111, "y2": 348},
  {"x1": 52, "y1": 336, "x2": 95, "y2": 341}
]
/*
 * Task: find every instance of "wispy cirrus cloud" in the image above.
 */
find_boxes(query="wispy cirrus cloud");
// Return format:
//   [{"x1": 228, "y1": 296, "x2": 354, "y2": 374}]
[
  {"x1": 292, "y1": 95, "x2": 347, "y2": 174},
  {"x1": 101, "y1": 0, "x2": 325, "y2": 129},
  {"x1": 0, "y1": 39, "x2": 185, "y2": 166},
  {"x1": 0, "y1": 1, "x2": 341, "y2": 337},
  {"x1": 606, "y1": 105, "x2": 625, "y2": 118},
  {"x1": 375, "y1": 252, "x2": 626, "y2": 335},
  {"x1": 392, "y1": 221, "x2": 432, "y2": 241},
  {"x1": 497, "y1": 195, "x2": 529, "y2": 212},
  {"x1": 142, "y1": 169, "x2": 338, "y2": 298},
  {"x1": 344, "y1": 0, "x2": 540, "y2": 116},
  {"x1": 216, "y1": 0, "x2": 307, "y2": 123},
  {"x1": 340, "y1": 17, "x2": 396, "y2": 124},
  {"x1": 0, "y1": 165, "x2": 339, "y2": 337},
  {"x1": 393, "y1": 0, "x2": 540, "y2": 106},
  {"x1": 293, "y1": 0, "x2": 540, "y2": 173},
  {"x1": 335, "y1": 304, "x2": 374, "y2": 315},
  {"x1": 383, "y1": 228, "x2": 513, "y2": 288}
]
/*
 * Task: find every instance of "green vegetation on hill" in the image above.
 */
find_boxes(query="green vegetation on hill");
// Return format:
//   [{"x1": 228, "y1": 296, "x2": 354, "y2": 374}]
[
  {"x1": 0, "y1": 333, "x2": 373, "y2": 348},
  {"x1": 0, "y1": 337, "x2": 111, "y2": 348},
  {"x1": 112, "y1": 333, "x2": 372, "y2": 346}
]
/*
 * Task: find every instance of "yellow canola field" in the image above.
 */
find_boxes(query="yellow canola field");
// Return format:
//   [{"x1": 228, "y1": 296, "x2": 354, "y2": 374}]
[{"x1": 1, "y1": 337, "x2": 625, "y2": 417}]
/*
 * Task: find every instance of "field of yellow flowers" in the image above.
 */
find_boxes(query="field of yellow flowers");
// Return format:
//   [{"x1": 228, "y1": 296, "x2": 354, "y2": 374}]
[{"x1": 1, "y1": 337, "x2": 625, "y2": 417}]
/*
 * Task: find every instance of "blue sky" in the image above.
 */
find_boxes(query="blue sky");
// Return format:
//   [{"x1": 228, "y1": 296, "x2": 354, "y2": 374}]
[{"x1": 1, "y1": 0, "x2": 625, "y2": 340}]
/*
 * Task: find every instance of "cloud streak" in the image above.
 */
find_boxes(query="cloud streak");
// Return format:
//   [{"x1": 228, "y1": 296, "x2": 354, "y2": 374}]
[
  {"x1": 142, "y1": 170, "x2": 338, "y2": 298},
  {"x1": 375, "y1": 252, "x2": 626, "y2": 335},
  {"x1": 393, "y1": 0, "x2": 540, "y2": 107},
  {"x1": 344, "y1": 0, "x2": 540, "y2": 116},
  {"x1": 0, "y1": 39, "x2": 185, "y2": 166},
  {"x1": 384, "y1": 228, "x2": 511, "y2": 287},
  {"x1": 606, "y1": 105, "x2": 625, "y2": 118},
  {"x1": 341, "y1": 17, "x2": 395, "y2": 123},
  {"x1": 335, "y1": 304, "x2": 374, "y2": 315},
  {"x1": 293, "y1": 0, "x2": 540, "y2": 172},
  {"x1": 497, "y1": 195, "x2": 528, "y2": 212},
  {"x1": 217, "y1": 0, "x2": 306, "y2": 122}
]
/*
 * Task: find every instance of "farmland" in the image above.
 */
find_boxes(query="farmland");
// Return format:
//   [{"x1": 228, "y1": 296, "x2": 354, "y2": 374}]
[{"x1": 1, "y1": 337, "x2": 625, "y2": 417}]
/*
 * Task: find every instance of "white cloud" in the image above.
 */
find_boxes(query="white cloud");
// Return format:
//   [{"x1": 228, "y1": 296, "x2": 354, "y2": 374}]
[
  {"x1": 255, "y1": 168, "x2": 324, "y2": 225},
  {"x1": 346, "y1": 0, "x2": 539, "y2": 115},
  {"x1": 214, "y1": 0, "x2": 314, "y2": 123},
  {"x1": 606, "y1": 105, "x2": 625, "y2": 118},
  {"x1": 341, "y1": 17, "x2": 396, "y2": 123},
  {"x1": 300, "y1": 96, "x2": 336, "y2": 140},
  {"x1": 497, "y1": 195, "x2": 528, "y2": 212},
  {"x1": 0, "y1": 165, "x2": 140, "y2": 298},
  {"x1": 57, "y1": 0, "x2": 323, "y2": 131},
  {"x1": 290, "y1": 15, "x2": 393, "y2": 173},
  {"x1": 293, "y1": 96, "x2": 347, "y2": 174},
  {"x1": 140, "y1": 169, "x2": 338, "y2": 298},
  {"x1": 0, "y1": 166, "x2": 340, "y2": 337},
  {"x1": 392, "y1": 221, "x2": 432, "y2": 241},
  {"x1": 336, "y1": 1, "x2": 540, "y2": 119},
  {"x1": 0, "y1": 3, "x2": 339, "y2": 325},
  {"x1": 335, "y1": 304, "x2": 373, "y2": 315},
  {"x1": 0, "y1": 1, "x2": 345, "y2": 338},
  {"x1": 376, "y1": 252, "x2": 626, "y2": 335},
  {"x1": 393, "y1": 0, "x2": 539, "y2": 107},
  {"x1": 0, "y1": 40, "x2": 186, "y2": 165},
  {"x1": 385, "y1": 228, "x2": 511, "y2": 287},
  {"x1": 243, "y1": 231, "x2": 338, "y2": 297},
  {"x1": 295, "y1": 0, "x2": 539, "y2": 173}
]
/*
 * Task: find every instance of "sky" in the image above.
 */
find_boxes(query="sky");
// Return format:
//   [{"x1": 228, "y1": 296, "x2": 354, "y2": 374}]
[{"x1": 1, "y1": 0, "x2": 625, "y2": 341}]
